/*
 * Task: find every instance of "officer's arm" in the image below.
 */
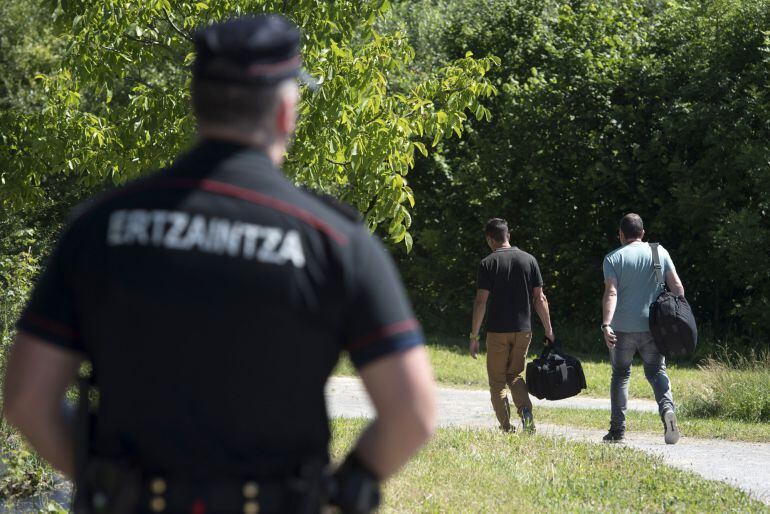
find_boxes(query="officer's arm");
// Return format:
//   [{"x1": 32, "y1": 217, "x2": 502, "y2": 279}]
[
  {"x1": 3, "y1": 332, "x2": 82, "y2": 478},
  {"x1": 353, "y1": 346, "x2": 436, "y2": 480}
]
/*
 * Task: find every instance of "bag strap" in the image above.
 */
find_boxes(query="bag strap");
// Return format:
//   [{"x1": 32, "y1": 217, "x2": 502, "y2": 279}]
[
  {"x1": 558, "y1": 362, "x2": 569, "y2": 383},
  {"x1": 539, "y1": 337, "x2": 560, "y2": 359},
  {"x1": 650, "y1": 242, "x2": 666, "y2": 288}
]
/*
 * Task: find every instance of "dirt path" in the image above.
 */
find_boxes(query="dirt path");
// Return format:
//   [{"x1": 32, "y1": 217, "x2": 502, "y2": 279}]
[{"x1": 326, "y1": 377, "x2": 770, "y2": 506}]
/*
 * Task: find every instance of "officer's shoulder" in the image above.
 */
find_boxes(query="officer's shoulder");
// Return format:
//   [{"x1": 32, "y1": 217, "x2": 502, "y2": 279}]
[
  {"x1": 288, "y1": 187, "x2": 375, "y2": 248},
  {"x1": 67, "y1": 172, "x2": 163, "y2": 225},
  {"x1": 298, "y1": 187, "x2": 362, "y2": 223}
]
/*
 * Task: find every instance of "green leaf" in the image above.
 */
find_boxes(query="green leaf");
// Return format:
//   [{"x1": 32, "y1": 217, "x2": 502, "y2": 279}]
[
  {"x1": 404, "y1": 232, "x2": 413, "y2": 253},
  {"x1": 392, "y1": 223, "x2": 407, "y2": 242},
  {"x1": 432, "y1": 129, "x2": 442, "y2": 148}
]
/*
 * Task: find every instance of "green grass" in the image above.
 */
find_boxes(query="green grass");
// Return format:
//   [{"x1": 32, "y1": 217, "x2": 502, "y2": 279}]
[
  {"x1": 334, "y1": 348, "x2": 769, "y2": 442},
  {"x1": 678, "y1": 350, "x2": 770, "y2": 423},
  {"x1": 333, "y1": 338, "x2": 770, "y2": 441},
  {"x1": 535, "y1": 407, "x2": 770, "y2": 442},
  {"x1": 334, "y1": 339, "x2": 703, "y2": 400},
  {"x1": 330, "y1": 418, "x2": 769, "y2": 513},
  {"x1": 0, "y1": 429, "x2": 57, "y2": 502}
]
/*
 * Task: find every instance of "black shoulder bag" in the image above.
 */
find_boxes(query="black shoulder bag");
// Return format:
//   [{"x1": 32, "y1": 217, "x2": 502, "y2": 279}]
[{"x1": 648, "y1": 243, "x2": 698, "y2": 358}]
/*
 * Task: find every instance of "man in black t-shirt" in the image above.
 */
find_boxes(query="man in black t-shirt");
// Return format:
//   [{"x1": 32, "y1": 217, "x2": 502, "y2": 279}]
[
  {"x1": 3, "y1": 15, "x2": 435, "y2": 514},
  {"x1": 470, "y1": 218, "x2": 554, "y2": 433}
]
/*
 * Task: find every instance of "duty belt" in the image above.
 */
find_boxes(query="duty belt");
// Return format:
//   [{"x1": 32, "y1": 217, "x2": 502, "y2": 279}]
[{"x1": 74, "y1": 458, "x2": 330, "y2": 514}]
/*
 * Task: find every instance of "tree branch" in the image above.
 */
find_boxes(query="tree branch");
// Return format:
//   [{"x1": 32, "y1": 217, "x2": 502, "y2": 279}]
[
  {"x1": 162, "y1": 8, "x2": 193, "y2": 42},
  {"x1": 123, "y1": 33, "x2": 185, "y2": 63},
  {"x1": 325, "y1": 157, "x2": 350, "y2": 169}
]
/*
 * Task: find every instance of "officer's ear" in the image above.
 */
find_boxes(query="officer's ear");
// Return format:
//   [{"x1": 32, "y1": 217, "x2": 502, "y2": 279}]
[{"x1": 275, "y1": 80, "x2": 299, "y2": 138}]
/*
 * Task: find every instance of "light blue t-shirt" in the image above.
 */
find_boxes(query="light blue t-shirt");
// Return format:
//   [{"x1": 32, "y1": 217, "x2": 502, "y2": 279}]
[{"x1": 602, "y1": 241, "x2": 676, "y2": 332}]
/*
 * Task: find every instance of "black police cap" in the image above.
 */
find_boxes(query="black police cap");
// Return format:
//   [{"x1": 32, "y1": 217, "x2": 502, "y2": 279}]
[{"x1": 193, "y1": 14, "x2": 315, "y2": 87}]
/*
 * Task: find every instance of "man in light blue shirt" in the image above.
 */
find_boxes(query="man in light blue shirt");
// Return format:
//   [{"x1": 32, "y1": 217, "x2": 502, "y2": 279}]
[{"x1": 601, "y1": 213, "x2": 686, "y2": 444}]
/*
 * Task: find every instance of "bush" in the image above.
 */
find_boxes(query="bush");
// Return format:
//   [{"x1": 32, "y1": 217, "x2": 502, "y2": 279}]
[
  {"x1": 0, "y1": 210, "x2": 61, "y2": 507},
  {"x1": 0, "y1": 433, "x2": 57, "y2": 502},
  {"x1": 392, "y1": 0, "x2": 770, "y2": 344},
  {"x1": 679, "y1": 350, "x2": 770, "y2": 423},
  {"x1": 0, "y1": 247, "x2": 40, "y2": 379}
]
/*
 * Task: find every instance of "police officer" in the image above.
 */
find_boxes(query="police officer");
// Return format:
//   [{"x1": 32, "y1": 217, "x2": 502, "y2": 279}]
[{"x1": 3, "y1": 14, "x2": 436, "y2": 513}]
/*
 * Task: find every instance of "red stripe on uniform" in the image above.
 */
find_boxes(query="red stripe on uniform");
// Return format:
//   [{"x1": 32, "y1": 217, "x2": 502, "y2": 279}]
[
  {"x1": 22, "y1": 313, "x2": 79, "y2": 340},
  {"x1": 105, "y1": 178, "x2": 349, "y2": 245},
  {"x1": 348, "y1": 318, "x2": 421, "y2": 352},
  {"x1": 192, "y1": 179, "x2": 349, "y2": 245},
  {"x1": 247, "y1": 55, "x2": 302, "y2": 76}
]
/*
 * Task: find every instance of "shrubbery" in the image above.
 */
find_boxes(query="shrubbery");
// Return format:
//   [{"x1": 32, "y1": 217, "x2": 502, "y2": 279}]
[
  {"x1": 680, "y1": 350, "x2": 770, "y2": 423},
  {"x1": 0, "y1": 224, "x2": 41, "y2": 378},
  {"x1": 0, "y1": 436, "x2": 57, "y2": 502},
  {"x1": 391, "y1": 0, "x2": 770, "y2": 346}
]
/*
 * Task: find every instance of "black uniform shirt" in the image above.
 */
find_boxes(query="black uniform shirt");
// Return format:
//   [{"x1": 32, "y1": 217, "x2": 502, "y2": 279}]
[
  {"x1": 477, "y1": 247, "x2": 543, "y2": 332},
  {"x1": 17, "y1": 140, "x2": 424, "y2": 478}
]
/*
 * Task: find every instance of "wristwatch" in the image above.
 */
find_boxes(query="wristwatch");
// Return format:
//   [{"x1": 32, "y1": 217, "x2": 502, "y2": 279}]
[
  {"x1": 469, "y1": 332, "x2": 479, "y2": 340},
  {"x1": 600, "y1": 324, "x2": 611, "y2": 330}
]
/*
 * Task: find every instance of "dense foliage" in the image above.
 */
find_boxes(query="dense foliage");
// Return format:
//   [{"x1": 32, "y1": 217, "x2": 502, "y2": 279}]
[
  {"x1": 1, "y1": 0, "x2": 496, "y2": 244},
  {"x1": 0, "y1": 0, "x2": 496, "y2": 358},
  {"x1": 393, "y1": 0, "x2": 770, "y2": 346},
  {"x1": 2, "y1": 0, "x2": 769, "y2": 354}
]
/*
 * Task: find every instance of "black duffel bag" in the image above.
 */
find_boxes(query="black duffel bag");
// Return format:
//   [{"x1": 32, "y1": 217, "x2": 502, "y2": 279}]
[
  {"x1": 526, "y1": 338, "x2": 587, "y2": 401},
  {"x1": 649, "y1": 243, "x2": 698, "y2": 358}
]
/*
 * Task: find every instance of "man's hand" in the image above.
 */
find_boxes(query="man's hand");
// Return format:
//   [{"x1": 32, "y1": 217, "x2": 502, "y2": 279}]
[
  {"x1": 544, "y1": 331, "x2": 555, "y2": 345},
  {"x1": 602, "y1": 325, "x2": 617, "y2": 349},
  {"x1": 469, "y1": 335, "x2": 480, "y2": 359}
]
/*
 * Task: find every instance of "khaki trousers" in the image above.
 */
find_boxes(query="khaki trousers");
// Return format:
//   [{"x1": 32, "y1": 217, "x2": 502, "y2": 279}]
[{"x1": 486, "y1": 331, "x2": 533, "y2": 430}]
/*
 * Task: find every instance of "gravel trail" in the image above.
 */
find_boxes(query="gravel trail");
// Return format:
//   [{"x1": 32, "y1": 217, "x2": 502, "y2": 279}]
[{"x1": 326, "y1": 376, "x2": 770, "y2": 506}]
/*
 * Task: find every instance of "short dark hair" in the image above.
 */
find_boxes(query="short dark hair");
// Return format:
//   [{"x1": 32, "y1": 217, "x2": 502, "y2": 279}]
[
  {"x1": 191, "y1": 78, "x2": 282, "y2": 132},
  {"x1": 620, "y1": 213, "x2": 644, "y2": 239},
  {"x1": 485, "y1": 218, "x2": 509, "y2": 243}
]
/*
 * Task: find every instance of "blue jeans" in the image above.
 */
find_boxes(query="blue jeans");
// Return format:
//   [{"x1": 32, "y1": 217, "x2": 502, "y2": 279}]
[{"x1": 609, "y1": 331, "x2": 674, "y2": 431}]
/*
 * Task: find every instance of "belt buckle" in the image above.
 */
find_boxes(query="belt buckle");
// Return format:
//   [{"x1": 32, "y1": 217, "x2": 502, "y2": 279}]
[
  {"x1": 148, "y1": 477, "x2": 167, "y2": 512},
  {"x1": 243, "y1": 480, "x2": 260, "y2": 514}
]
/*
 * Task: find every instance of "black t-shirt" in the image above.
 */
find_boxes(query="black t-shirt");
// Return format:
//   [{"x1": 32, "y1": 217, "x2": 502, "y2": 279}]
[
  {"x1": 16, "y1": 140, "x2": 423, "y2": 479},
  {"x1": 476, "y1": 247, "x2": 543, "y2": 333}
]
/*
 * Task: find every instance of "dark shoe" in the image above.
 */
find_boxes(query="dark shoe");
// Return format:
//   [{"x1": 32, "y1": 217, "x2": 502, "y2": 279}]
[
  {"x1": 602, "y1": 429, "x2": 625, "y2": 442},
  {"x1": 662, "y1": 409, "x2": 680, "y2": 445},
  {"x1": 521, "y1": 408, "x2": 536, "y2": 434}
]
